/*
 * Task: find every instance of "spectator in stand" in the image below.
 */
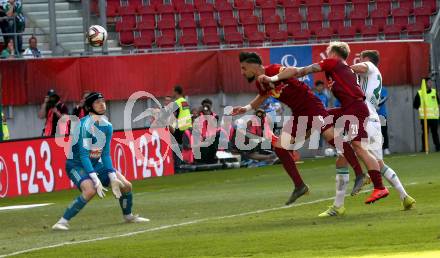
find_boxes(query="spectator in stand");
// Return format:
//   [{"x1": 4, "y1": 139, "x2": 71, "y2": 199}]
[
  {"x1": 313, "y1": 80, "x2": 329, "y2": 157},
  {"x1": 1, "y1": 38, "x2": 16, "y2": 58},
  {"x1": 0, "y1": 5, "x2": 8, "y2": 42},
  {"x1": 172, "y1": 85, "x2": 192, "y2": 145},
  {"x1": 378, "y1": 86, "x2": 390, "y2": 155},
  {"x1": 23, "y1": 36, "x2": 42, "y2": 58},
  {"x1": 413, "y1": 77, "x2": 440, "y2": 152},
  {"x1": 2, "y1": 0, "x2": 25, "y2": 53},
  {"x1": 72, "y1": 91, "x2": 90, "y2": 119},
  {"x1": 38, "y1": 89, "x2": 69, "y2": 137}
]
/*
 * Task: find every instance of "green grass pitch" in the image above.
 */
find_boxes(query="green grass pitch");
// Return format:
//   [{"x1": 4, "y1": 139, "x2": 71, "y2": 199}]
[{"x1": 1, "y1": 153, "x2": 440, "y2": 257}]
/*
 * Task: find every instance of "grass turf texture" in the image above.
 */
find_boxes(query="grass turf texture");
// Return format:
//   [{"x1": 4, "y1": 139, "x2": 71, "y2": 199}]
[{"x1": 1, "y1": 153, "x2": 439, "y2": 257}]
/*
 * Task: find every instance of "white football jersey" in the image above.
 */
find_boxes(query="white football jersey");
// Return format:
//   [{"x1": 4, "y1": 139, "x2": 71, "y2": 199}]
[{"x1": 358, "y1": 61, "x2": 382, "y2": 120}]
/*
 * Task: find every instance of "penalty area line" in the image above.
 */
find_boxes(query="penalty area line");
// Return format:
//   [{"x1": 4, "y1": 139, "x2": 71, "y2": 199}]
[{"x1": 1, "y1": 182, "x2": 418, "y2": 257}]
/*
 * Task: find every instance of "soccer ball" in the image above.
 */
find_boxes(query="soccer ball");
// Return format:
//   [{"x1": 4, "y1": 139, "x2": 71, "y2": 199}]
[
  {"x1": 324, "y1": 148, "x2": 336, "y2": 157},
  {"x1": 87, "y1": 25, "x2": 107, "y2": 47}
]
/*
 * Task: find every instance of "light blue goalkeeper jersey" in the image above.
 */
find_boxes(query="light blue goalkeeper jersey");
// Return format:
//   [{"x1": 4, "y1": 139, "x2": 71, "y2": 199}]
[{"x1": 67, "y1": 115, "x2": 114, "y2": 173}]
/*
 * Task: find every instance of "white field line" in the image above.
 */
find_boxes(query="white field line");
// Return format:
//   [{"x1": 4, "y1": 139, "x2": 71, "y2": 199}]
[
  {"x1": 1, "y1": 182, "x2": 418, "y2": 257},
  {"x1": 0, "y1": 203, "x2": 53, "y2": 212}
]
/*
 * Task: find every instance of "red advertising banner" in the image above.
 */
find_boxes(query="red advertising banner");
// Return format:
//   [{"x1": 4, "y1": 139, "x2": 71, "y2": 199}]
[
  {"x1": 0, "y1": 128, "x2": 174, "y2": 198},
  {"x1": 311, "y1": 41, "x2": 430, "y2": 86}
]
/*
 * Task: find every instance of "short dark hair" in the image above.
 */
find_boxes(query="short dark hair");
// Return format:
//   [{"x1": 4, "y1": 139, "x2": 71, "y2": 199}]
[
  {"x1": 174, "y1": 85, "x2": 183, "y2": 95},
  {"x1": 361, "y1": 50, "x2": 380, "y2": 66},
  {"x1": 315, "y1": 80, "x2": 324, "y2": 86},
  {"x1": 201, "y1": 98, "x2": 212, "y2": 106},
  {"x1": 239, "y1": 52, "x2": 262, "y2": 65},
  {"x1": 29, "y1": 36, "x2": 37, "y2": 43},
  {"x1": 327, "y1": 42, "x2": 350, "y2": 60},
  {"x1": 425, "y1": 77, "x2": 432, "y2": 82}
]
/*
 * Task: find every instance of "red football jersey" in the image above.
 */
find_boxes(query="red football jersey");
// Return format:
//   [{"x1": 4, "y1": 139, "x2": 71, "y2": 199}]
[
  {"x1": 318, "y1": 58, "x2": 365, "y2": 107},
  {"x1": 255, "y1": 64, "x2": 325, "y2": 115}
]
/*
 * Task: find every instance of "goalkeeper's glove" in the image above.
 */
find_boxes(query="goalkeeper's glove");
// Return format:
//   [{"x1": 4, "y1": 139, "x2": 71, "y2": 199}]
[
  {"x1": 89, "y1": 172, "x2": 108, "y2": 198},
  {"x1": 108, "y1": 172, "x2": 125, "y2": 199}
]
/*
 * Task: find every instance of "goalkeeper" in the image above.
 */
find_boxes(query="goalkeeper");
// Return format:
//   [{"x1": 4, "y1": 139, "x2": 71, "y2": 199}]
[{"x1": 52, "y1": 92, "x2": 149, "y2": 230}]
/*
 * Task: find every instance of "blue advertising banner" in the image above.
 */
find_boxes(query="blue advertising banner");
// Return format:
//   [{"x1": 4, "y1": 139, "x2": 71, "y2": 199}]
[{"x1": 269, "y1": 46, "x2": 314, "y2": 87}]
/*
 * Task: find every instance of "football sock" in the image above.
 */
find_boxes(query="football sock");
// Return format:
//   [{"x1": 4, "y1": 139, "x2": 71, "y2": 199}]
[
  {"x1": 119, "y1": 192, "x2": 133, "y2": 215},
  {"x1": 274, "y1": 147, "x2": 304, "y2": 188},
  {"x1": 381, "y1": 164, "x2": 407, "y2": 200},
  {"x1": 62, "y1": 195, "x2": 88, "y2": 221},
  {"x1": 327, "y1": 139, "x2": 364, "y2": 177},
  {"x1": 334, "y1": 167, "x2": 349, "y2": 208},
  {"x1": 368, "y1": 170, "x2": 385, "y2": 190}
]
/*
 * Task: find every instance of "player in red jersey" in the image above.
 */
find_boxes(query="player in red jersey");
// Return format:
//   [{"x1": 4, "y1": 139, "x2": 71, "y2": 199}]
[
  {"x1": 259, "y1": 42, "x2": 389, "y2": 204},
  {"x1": 232, "y1": 52, "x2": 369, "y2": 205}
]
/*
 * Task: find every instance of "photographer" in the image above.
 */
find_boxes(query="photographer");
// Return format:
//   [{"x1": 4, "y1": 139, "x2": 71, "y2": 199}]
[
  {"x1": 245, "y1": 109, "x2": 278, "y2": 164},
  {"x1": 38, "y1": 89, "x2": 69, "y2": 137}
]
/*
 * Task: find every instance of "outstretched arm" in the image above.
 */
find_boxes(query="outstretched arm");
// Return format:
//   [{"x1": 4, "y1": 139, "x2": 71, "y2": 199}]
[
  {"x1": 231, "y1": 94, "x2": 268, "y2": 116},
  {"x1": 258, "y1": 64, "x2": 322, "y2": 84},
  {"x1": 350, "y1": 63, "x2": 369, "y2": 74}
]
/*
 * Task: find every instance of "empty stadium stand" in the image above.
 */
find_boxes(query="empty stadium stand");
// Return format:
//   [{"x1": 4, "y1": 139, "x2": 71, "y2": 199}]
[{"x1": 102, "y1": 0, "x2": 439, "y2": 50}]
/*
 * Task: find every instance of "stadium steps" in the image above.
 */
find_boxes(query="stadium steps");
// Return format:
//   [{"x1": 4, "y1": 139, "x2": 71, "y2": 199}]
[{"x1": 24, "y1": 0, "x2": 121, "y2": 55}]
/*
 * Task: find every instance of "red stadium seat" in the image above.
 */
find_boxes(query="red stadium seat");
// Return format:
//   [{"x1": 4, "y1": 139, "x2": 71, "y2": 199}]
[
  {"x1": 175, "y1": 4, "x2": 195, "y2": 14},
  {"x1": 267, "y1": 30, "x2": 289, "y2": 43},
  {"x1": 219, "y1": 16, "x2": 238, "y2": 27},
  {"x1": 158, "y1": 18, "x2": 175, "y2": 30},
  {"x1": 375, "y1": 1, "x2": 391, "y2": 13},
  {"x1": 106, "y1": 2, "x2": 119, "y2": 17},
  {"x1": 115, "y1": 19, "x2": 136, "y2": 32},
  {"x1": 423, "y1": 0, "x2": 438, "y2": 12},
  {"x1": 199, "y1": 17, "x2": 218, "y2": 28},
  {"x1": 119, "y1": 31, "x2": 134, "y2": 45},
  {"x1": 258, "y1": 0, "x2": 278, "y2": 9},
  {"x1": 215, "y1": 1, "x2": 233, "y2": 12},
  {"x1": 370, "y1": 8, "x2": 390, "y2": 19},
  {"x1": 391, "y1": 8, "x2": 411, "y2": 18},
  {"x1": 141, "y1": 14, "x2": 155, "y2": 22},
  {"x1": 235, "y1": 0, "x2": 255, "y2": 10},
  {"x1": 196, "y1": 2, "x2": 215, "y2": 14},
  {"x1": 199, "y1": 11, "x2": 215, "y2": 20},
  {"x1": 292, "y1": 29, "x2": 311, "y2": 41},
  {"x1": 416, "y1": 15, "x2": 431, "y2": 28},
  {"x1": 137, "y1": 19, "x2": 156, "y2": 30},
  {"x1": 264, "y1": 15, "x2": 282, "y2": 25},
  {"x1": 118, "y1": 5, "x2": 136, "y2": 16},
  {"x1": 224, "y1": 25, "x2": 240, "y2": 34},
  {"x1": 348, "y1": 4, "x2": 368, "y2": 19},
  {"x1": 225, "y1": 32, "x2": 244, "y2": 44},
  {"x1": 315, "y1": 27, "x2": 334, "y2": 39},
  {"x1": 304, "y1": 0, "x2": 324, "y2": 6},
  {"x1": 360, "y1": 25, "x2": 379, "y2": 38},
  {"x1": 398, "y1": 1, "x2": 414, "y2": 11},
  {"x1": 308, "y1": 21, "x2": 323, "y2": 33},
  {"x1": 221, "y1": 11, "x2": 236, "y2": 20},
  {"x1": 351, "y1": 18, "x2": 366, "y2": 30},
  {"x1": 329, "y1": 5, "x2": 346, "y2": 20},
  {"x1": 383, "y1": 24, "x2": 402, "y2": 39},
  {"x1": 243, "y1": 24, "x2": 260, "y2": 35},
  {"x1": 406, "y1": 22, "x2": 426, "y2": 36},
  {"x1": 240, "y1": 15, "x2": 260, "y2": 25},
  {"x1": 286, "y1": 22, "x2": 301, "y2": 35},
  {"x1": 179, "y1": 34, "x2": 199, "y2": 47},
  {"x1": 371, "y1": 17, "x2": 387, "y2": 28},
  {"x1": 202, "y1": 33, "x2": 221, "y2": 45},
  {"x1": 262, "y1": 8, "x2": 278, "y2": 18},
  {"x1": 179, "y1": 18, "x2": 197, "y2": 29},
  {"x1": 138, "y1": 29, "x2": 155, "y2": 39},
  {"x1": 393, "y1": 16, "x2": 408, "y2": 28},
  {"x1": 150, "y1": 0, "x2": 163, "y2": 7},
  {"x1": 336, "y1": 25, "x2": 357, "y2": 39},
  {"x1": 134, "y1": 34, "x2": 154, "y2": 48},
  {"x1": 329, "y1": 20, "x2": 344, "y2": 30},
  {"x1": 246, "y1": 31, "x2": 266, "y2": 44},
  {"x1": 279, "y1": 0, "x2": 302, "y2": 8},
  {"x1": 307, "y1": 6, "x2": 323, "y2": 17},
  {"x1": 156, "y1": 34, "x2": 176, "y2": 48},
  {"x1": 203, "y1": 26, "x2": 218, "y2": 35},
  {"x1": 328, "y1": 0, "x2": 348, "y2": 4},
  {"x1": 414, "y1": 6, "x2": 434, "y2": 16},
  {"x1": 156, "y1": 4, "x2": 175, "y2": 14},
  {"x1": 137, "y1": 5, "x2": 156, "y2": 15}
]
